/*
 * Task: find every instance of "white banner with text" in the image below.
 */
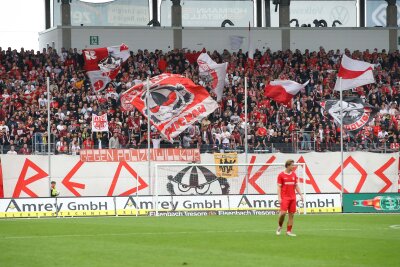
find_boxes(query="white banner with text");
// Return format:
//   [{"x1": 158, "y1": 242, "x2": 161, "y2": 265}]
[
  {"x1": 0, "y1": 152, "x2": 398, "y2": 198},
  {"x1": 0, "y1": 194, "x2": 341, "y2": 218}
]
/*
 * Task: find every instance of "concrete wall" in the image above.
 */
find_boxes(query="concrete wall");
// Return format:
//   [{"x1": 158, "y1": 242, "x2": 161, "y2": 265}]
[
  {"x1": 290, "y1": 29, "x2": 390, "y2": 52},
  {"x1": 38, "y1": 27, "x2": 61, "y2": 51},
  {"x1": 39, "y1": 26, "x2": 395, "y2": 53},
  {"x1": 182, "y1": 28, "x2": 282, "y2": 52}
]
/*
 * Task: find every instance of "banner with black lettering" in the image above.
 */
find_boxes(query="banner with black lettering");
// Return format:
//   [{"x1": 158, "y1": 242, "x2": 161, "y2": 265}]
[
  {"x1": 120, "y1": 73, "x2": 219, "y2": 141},
  {"x1": 0, "y1": 194, "x2": 341, "y2": 218}
]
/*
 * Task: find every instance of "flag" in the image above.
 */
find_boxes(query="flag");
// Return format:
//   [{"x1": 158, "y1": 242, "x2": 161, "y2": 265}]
[
  {"x1": 83, "y1": 43, "x2": 130, "y2": 92},
  {"x1": 91, "y1": 114, "x2": 109, "y2": 132},
  {"x1": 121, "y1": 73, "x2": 219, "y2": 141},
  {"x1": 319, "y1": 97, "x2": 378, "y2": 136},
  {"x1": 334, "y1": 54, "x2": 375, "y2": 91},
  {"x1": 247, "y1": 22, "x2": 254, "y2": 70},
  {"x1": 230, "y1": 35, "x2": 244, "y2": 50},
  {"x1": 264, "y1": 80, "x2": 309, "y2": 106},
  {"x1": 197, "y1": 53, "x2": 227, "y2": 101}
]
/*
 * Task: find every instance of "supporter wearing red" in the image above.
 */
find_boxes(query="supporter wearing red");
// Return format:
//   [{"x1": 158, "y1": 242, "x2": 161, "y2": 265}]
[
  {"x1": 82, "y1": 136, "x2": 94, "y2": 149},
  {"x1": 0, "y1": 46, "x2": 400, "y2": 155},
  {"x1": 19, "y1": 143, "x2": 31, "y2": 155}
]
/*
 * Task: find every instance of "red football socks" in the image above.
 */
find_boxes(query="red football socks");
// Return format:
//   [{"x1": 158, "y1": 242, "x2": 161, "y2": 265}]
[{"x1": 287, "y1": 225, "x2": 292, "y2": 232}]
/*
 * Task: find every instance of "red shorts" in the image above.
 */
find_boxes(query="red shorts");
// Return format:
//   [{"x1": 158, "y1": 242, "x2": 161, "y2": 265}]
[{"x1": 280, "y1": 198, "x2": 296, "y2": 213}]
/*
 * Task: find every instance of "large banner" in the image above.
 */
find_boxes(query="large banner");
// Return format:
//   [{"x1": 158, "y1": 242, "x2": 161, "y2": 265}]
[
  {"x1": 0, "y1": 152, "x2": 398, "y2": 198},
  {"x1": 343, "y1": 193, "x2": 400, "y2": 213},
  {"x1": 320, "y1": 97, "x2": 378, "y2": 136},
  {"x1": 80, "y1": 148, "x2": 201, "y2": 162},
  {"x1": 121, "y1": 74, "x2": 219, "y2": 141},
  {"x1": 0, "y1": 197, "x2": 115, "y2": 218},
  {"x1": 0, "y1": 194, "x2": 341, "y2": 218}
]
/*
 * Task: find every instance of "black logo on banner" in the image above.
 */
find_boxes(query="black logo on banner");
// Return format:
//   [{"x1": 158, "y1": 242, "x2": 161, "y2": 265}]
[
  {"x1": 167, "y1": 166, "x2": 230, "y2": 195},
  {"x1": 218, "y1": 158, "x2": 236, "y2": 174}
]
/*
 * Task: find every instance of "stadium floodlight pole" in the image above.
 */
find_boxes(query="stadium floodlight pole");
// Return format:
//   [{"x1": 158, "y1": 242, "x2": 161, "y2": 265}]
[
  {"x1": 47, "y1": 77, "x2": 52, "y2": 197},
  {"x1": 147, "y1": 77, "x2": 151, "y2": 194},
  {"x1": 244, "y1": 77, "x2": 249, "y2": 194},
  {"x1": 339, "y1": 77, "x2": 344, "y2": 201}
]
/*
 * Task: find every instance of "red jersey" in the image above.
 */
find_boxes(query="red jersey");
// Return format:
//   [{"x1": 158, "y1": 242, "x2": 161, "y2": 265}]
[{"x1": 277, "y1": 171, "x2": 298, "y2": 199}]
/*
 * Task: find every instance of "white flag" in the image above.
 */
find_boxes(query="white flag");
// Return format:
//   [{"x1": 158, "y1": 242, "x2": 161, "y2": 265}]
[
  {"x1": 197, "y1": 53, "x2": 227, "y2": 101},
  {"x1": 91, "y1": 114, "x2": 109, "y2": 132},
  {"x1": 229, "y1": 35, "x2": 244, "y2": 50}
]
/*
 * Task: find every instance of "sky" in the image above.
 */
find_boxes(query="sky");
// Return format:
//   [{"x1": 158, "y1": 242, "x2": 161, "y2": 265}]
[{"x1": 0, "y1": 0, "x2": 45, "y2": 51}]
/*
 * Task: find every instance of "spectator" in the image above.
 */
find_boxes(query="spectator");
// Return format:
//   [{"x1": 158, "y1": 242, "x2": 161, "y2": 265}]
[
  {"x1": 82, "y1": 136, "x2": 94, "y2": 149},
  {"x1": 18, "y1": 143, "x2": 31, "y2": 155},
  {"x1": 109, "y1": 133, "x2": 120, "y2": 149},
  {"x1": 7, "y1": 145, "x2": 17, "y2": 155},
  {"x1": 150, "y1": 133, "x2": 161, "y2": 149},
  {"x1": 58, "y1": 141, "x2": 69, "y2": 154},
  {"x1": 70, "y1": 140, "x2": 80, "y2": 155},
  {"x1": 182, "y1": 133, "x2": 192, "y2": 148}
]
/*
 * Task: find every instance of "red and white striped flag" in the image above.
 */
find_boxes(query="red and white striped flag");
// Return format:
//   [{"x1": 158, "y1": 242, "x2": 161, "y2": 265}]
[
  {"x1": 334, "y1": 54, "x2": 375, "y2": 91},
  {"x1": 265, "y1": 80, "x2": 309, "y2": 106}
]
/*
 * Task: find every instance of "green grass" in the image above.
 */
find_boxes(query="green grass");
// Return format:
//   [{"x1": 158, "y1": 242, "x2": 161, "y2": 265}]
[{"x1": 0, "y1": 214, "x2": 399, "y2": 267}]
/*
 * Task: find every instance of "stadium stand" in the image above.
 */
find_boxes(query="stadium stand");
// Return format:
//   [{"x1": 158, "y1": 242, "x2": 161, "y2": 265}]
[{"x1": 0, "y1": 46, "x2": 400, "y2": 155}]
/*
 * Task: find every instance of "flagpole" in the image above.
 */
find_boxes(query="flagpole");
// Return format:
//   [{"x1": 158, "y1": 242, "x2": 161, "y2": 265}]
[
  {"x1": 146, "y1": 77, "x2": 151, "y2": 194},
  {"x1": 244, "y1": 77, "x2": 248, "y2": 194},
  {"x1": 47, "y1": 77, "x2": 52, "y2": 197},
  {"x1": 339, "y1": 77, "x2": 344, "y2": 201}
]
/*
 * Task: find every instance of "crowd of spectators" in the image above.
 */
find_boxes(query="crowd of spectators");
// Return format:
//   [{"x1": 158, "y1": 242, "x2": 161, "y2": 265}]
[{"x1": 1, "y1": 45, "x2": 400, "y2": 155}]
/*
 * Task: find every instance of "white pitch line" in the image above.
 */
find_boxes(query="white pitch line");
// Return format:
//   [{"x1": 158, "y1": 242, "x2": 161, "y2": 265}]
[{"x1": 0, "y1": 228, "x2": 362, "y2": 240}]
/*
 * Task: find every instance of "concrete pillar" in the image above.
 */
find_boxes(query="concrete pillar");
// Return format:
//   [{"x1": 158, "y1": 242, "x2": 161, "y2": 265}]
[
  {"x1": 45, "y1": 0, "x2": 51, "y2": 29},
  {"x1": 279, "y1": 0, "x2": 290, "y2": 27},
  {"x1": 386, "y1": 0, "x2": 397, "y2": 27},
  {"x1": 359, "y1": 0, "x2": 365, "y2": 27},
  {"x1": 386, "y1": 0, "x2": 398, "y2": 52},
  {"x1": 265, "y1": 0, "x2": 271, "y2": 27},
  {"x1": 61, "y1": 0, "x2": 71, "y2": 50},
  {"x1": 152, "y1": 0, "x2": 158, "y2": 25},
  {"x1": 256, "y1": 0, "x2": 262, "y2": 27},
  {"x1": 171, "y1": 0, "x2": 182, "y2": 49},
  {"x1": 61, "y1": 0, "x2": 71, "y2": 26},
  {"x1": 279, "y1": 0, "x2": 290, "y2": 51}
]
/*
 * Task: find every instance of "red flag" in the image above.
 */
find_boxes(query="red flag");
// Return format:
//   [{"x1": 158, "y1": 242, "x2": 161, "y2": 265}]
[
  {"x1": 185, "y1": 48, "x2": 206, "y2": 64},
  {"x1": 83, "y1": 43, "x2": 130, "y2": 92},
  {"x1": 334, "y1": 54, "x2": 375, "y2": 91},
  {"x1": 265, "y1": 80, "x2": 309, "y2": 106},
  {"x1": 121, "y1": 74, "x2": 218, "y2": 141}
]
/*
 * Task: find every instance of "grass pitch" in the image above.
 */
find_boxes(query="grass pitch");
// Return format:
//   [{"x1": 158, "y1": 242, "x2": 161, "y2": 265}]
[{"x1": 0, "y1": 214, "x2": 399, "y2": 267}]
